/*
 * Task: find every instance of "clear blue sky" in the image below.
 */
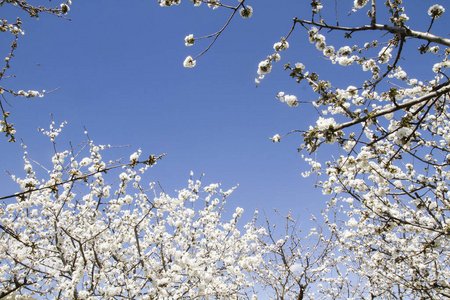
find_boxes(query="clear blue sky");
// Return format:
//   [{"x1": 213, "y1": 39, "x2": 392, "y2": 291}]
[{"x1": 1, "y1": 1, "x2": 447, "y2": 226}]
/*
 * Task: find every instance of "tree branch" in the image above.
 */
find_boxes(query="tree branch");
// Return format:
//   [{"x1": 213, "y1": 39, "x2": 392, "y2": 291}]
[
  {"x1": 334, "y1": 82, "x2": 450, "y2": 132},
  {"x1": 0, "y1": 153, "x2": 166, "y2": 201},
  {"x1": 293, "y1": 18, "x2": 450, "y2": 47}
]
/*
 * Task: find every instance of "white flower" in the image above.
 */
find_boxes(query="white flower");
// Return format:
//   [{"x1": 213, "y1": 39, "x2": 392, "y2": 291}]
[
  {"x1": 130, "y1": 152, "x2": 140, "y2": 163},
  {"x1": 399, "y1": 13, "x2": 409, "y2": 22},
  {"x1": 346, "y1": 85, "x2": 358, "y2": 96},
  {"x1": 343, "y1": 140, "x2": 356, "y2": 152},
  {"x1": 338, "y1": 46, "x2": 352, "y2": 56},
  {"x1": 276, "y1": 91, "x2": 285, "y2": 101},
  {"x1": 397, "y1": 127, "x2": 412, "y2": 139},
  {"x1": 239, "y1": 5, "x2": 253, "y2": 18},
  {"x1": 80, "y1": 157, "x2": 92, "y2": 167},
  {"x1": 119, "y1": 172, "x2": 130, "y2": 182},
  {"x1": 378, "y1": 46, "x2": 392, "y2": 64},
  {"x1": 24, "y1": 164, "x2": 33, "y2": 173},
  {"x1": 428, "y1": 46, "x2": 439, "y2": 53},
  {"x1": 354, "y1": 0, "x2": 369, "y2": 9},
  {"x1": 270, "y1": 134, "x2": 281, "y2": 143},
  {"x1": 323, "y1": 46, "x2": 335, "y2": 57},
  {"x1": 294, "y1": 62, "x2": 305, "y2": 70},
  {"x1": 362, "y1": 59, "x2": 376, "y2": 71},
  {"x1": 159, "y1": 0, "x2": 180, "y2": 6},
  {"x1": 273, "y1": 41, "x2": 289, "y2": 51},
  {"x1": 316, "y1": 117, "x2": 336, "y2": 130},
  {"x1": 284, "y1": 95, "x2": 298, "y2": 107},
  {"x1": 347, "y1": 218, "x2": 358, "y2": 227},
  {"x1": 428, "y1": 4, "x2": 445, "y2": 19},
  {"x1": 183, "y1": 56, "x2": 196, "y2": 68},
  {"x1": 60, "y1": 3, "x2": 70, "y2": 14},
  {"x1": 257, "y1": 60, "x2": 271, "y2": 75},
  {"x1": 337, "y1": 57, "x2": 353, "y2": 66},
  {"x1": 271, "y1": 53, "x2": 281, "y2": 62},
  {"x1": 394, "y1": 67, "x2": 407, "y2": 80},
  {"x1": 432, "y1": 60, "x2": 450, "y2": 74},
  {"x1": 184, "y1": 34, "x2": 194, "y2": 46}
]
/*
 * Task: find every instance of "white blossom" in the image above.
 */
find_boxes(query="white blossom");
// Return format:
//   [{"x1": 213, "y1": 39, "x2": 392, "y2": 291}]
[
  {"x1": 184, "y1": 34, "x2": 194, "y2": 46},
  {"x1": 239, "y1": 5, "x2": 253, "y2": 18},
  {"x1": 183, "y1": 55, "x2": 196, "y2": 68},
  {"x1": 354, "y1": 0, "x2": 369, "y2": 9},
  {"x1": 428, "y1": 4, "x2": 445, "y2": 18}
]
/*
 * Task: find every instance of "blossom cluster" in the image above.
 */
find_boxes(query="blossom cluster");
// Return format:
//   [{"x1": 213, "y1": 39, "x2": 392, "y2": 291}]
[
  {"x1": 255, "y1": 39, "x2": 289, "y2": 84},
  {"x1": 254, "y1": 2, "x2": 450, "y2": 297},
  {"x1": 0, "y1": 130, "x2": 264, "y2": 299},
  {"x1": 276, "y1": 91, "x2": 298, "y2": 107},
  {"x1": 428, "y1": 4, "x2": 445, "y2": 19},
  {"x1": 239, "y1": 5, "x2": 253, "y2": 18},
  {"x1": 0, "y1": 19, "x2": 25, "y2": 35}
]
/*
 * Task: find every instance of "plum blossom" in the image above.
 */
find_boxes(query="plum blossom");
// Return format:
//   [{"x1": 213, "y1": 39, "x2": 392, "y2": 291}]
[
  {"x1": 353, "y1": 0, "x2": 369, "y2": 9},
  {"x1": 295, "y1": 62, "x2": 305, "y2": 70},
  {"x1": 273, "y1": 41, "x2": 289, "y2": 51},
  {"x1": 347, "y1": 218, "x2": 358, "y2": 227},
  {"x1": 378, "y1": 46, "x2": 393, "y2": 63},
  {"x1": 239, "y1": 5, "x2": 253, "y2": 18},
  {"x1": 316, "y1": 117, "x2": 336, "y2": 130},
  {"x1": 428, "y1": 4, "x2": 445, "y2": 18},
  {"x1": 183, "y1": 55, "x2": 196, "y2": 68},
  {"x1": 338, "y1": 46, "x2": 352, "y2": 56},
  {"x1": 284, "y1": 95, "x2": 298, "y2": 107},
  {"x1": 184, "y1": 34, "x2": 194, "y2": 46},
  {"x1": 270, "y1": 134, "x2": 281, "y2": 142},
  {"x1": 60, "y1": 3, "x2": 70, "y2": 14},
  {"x1": 323, "y1": 45, "x2": 335, "y2": 57},
  {"x1": 1, "y1": 129, "x2": 263, "y2": 298},
  {"x1": 276, "y1": 92, "x2": 298, "y2": 107},
  {"x1": 257, "y1": 59, "x2": 271, "y2": 75}
]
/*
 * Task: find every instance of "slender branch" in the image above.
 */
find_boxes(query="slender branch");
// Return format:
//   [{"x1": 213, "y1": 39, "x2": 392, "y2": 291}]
[
  {"x1": 293, "y1": 18, "x2": 450, "y2": 47},
  {"x1": 334, "y1": 82, "x2": 450, "y2": 132},
  {"x1": 368, "y1": 36, "x2": 404, "y2": 91},
  {"x1": 193, "y1": 3, "x2": 243, "y2": 59},
  {"x1": 0, "y1": 276, "x2": 32, "y2": 298},
  {"x1": 0, "y1": 153, "x2": 166, "y2": 201}
]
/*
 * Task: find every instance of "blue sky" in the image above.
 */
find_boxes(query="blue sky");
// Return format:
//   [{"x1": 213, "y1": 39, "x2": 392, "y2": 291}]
[{"x1": 1, "y1": 0, "x2": 447, "y2": 226}]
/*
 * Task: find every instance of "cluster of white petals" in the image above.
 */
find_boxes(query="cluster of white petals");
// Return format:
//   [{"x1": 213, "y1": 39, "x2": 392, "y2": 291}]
[
  {"x1": 184, "y1": 33, "x2": 194, "y2": 46},
  {"x1": 428, "y1": 4, "x2": 445, "y2": 18},
  {"x1": 353, "y1": 0, "x2": 369, "y2": 9},
  {"x1": 276, "y1": 92, "x2": 298, "y2": 107},
  {"x1": 3, "y1": 1, "x2": 450, "y2": 299},
  {"x1": 183, "y1": 55, "x2": 196, "y2": 68},
  {"x1": 159, "y1": 0, "x2": 181, "y2": 7},
  {"x1": 253, "y1": 1, "x2": 450, "y2": 297},
  {"x1": 239, "y1": 5, "x2": 253, "y2": 18},
  {"x1": 0, "y1": 131, "x2": 264, "y2": 299}
]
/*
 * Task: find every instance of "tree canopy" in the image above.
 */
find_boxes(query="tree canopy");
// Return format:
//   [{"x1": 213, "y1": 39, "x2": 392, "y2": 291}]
[{"x1": 1, "y1": 0, "x2": 449, "y2": 299}]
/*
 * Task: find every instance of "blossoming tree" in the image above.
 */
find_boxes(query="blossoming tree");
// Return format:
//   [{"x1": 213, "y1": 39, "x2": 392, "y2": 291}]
[
  {"x1": 0, "y1": 122, "x2": 265, "y2": 299},
  {"x1": 171, "y1": 0, "x2": 450, "y2": 298},
  {"x1": 0, "y1": 2, "x2": 265, "y2": 299},
  {"x1": 3, "y1": 0, "x2": 450, "y2": 299}
]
